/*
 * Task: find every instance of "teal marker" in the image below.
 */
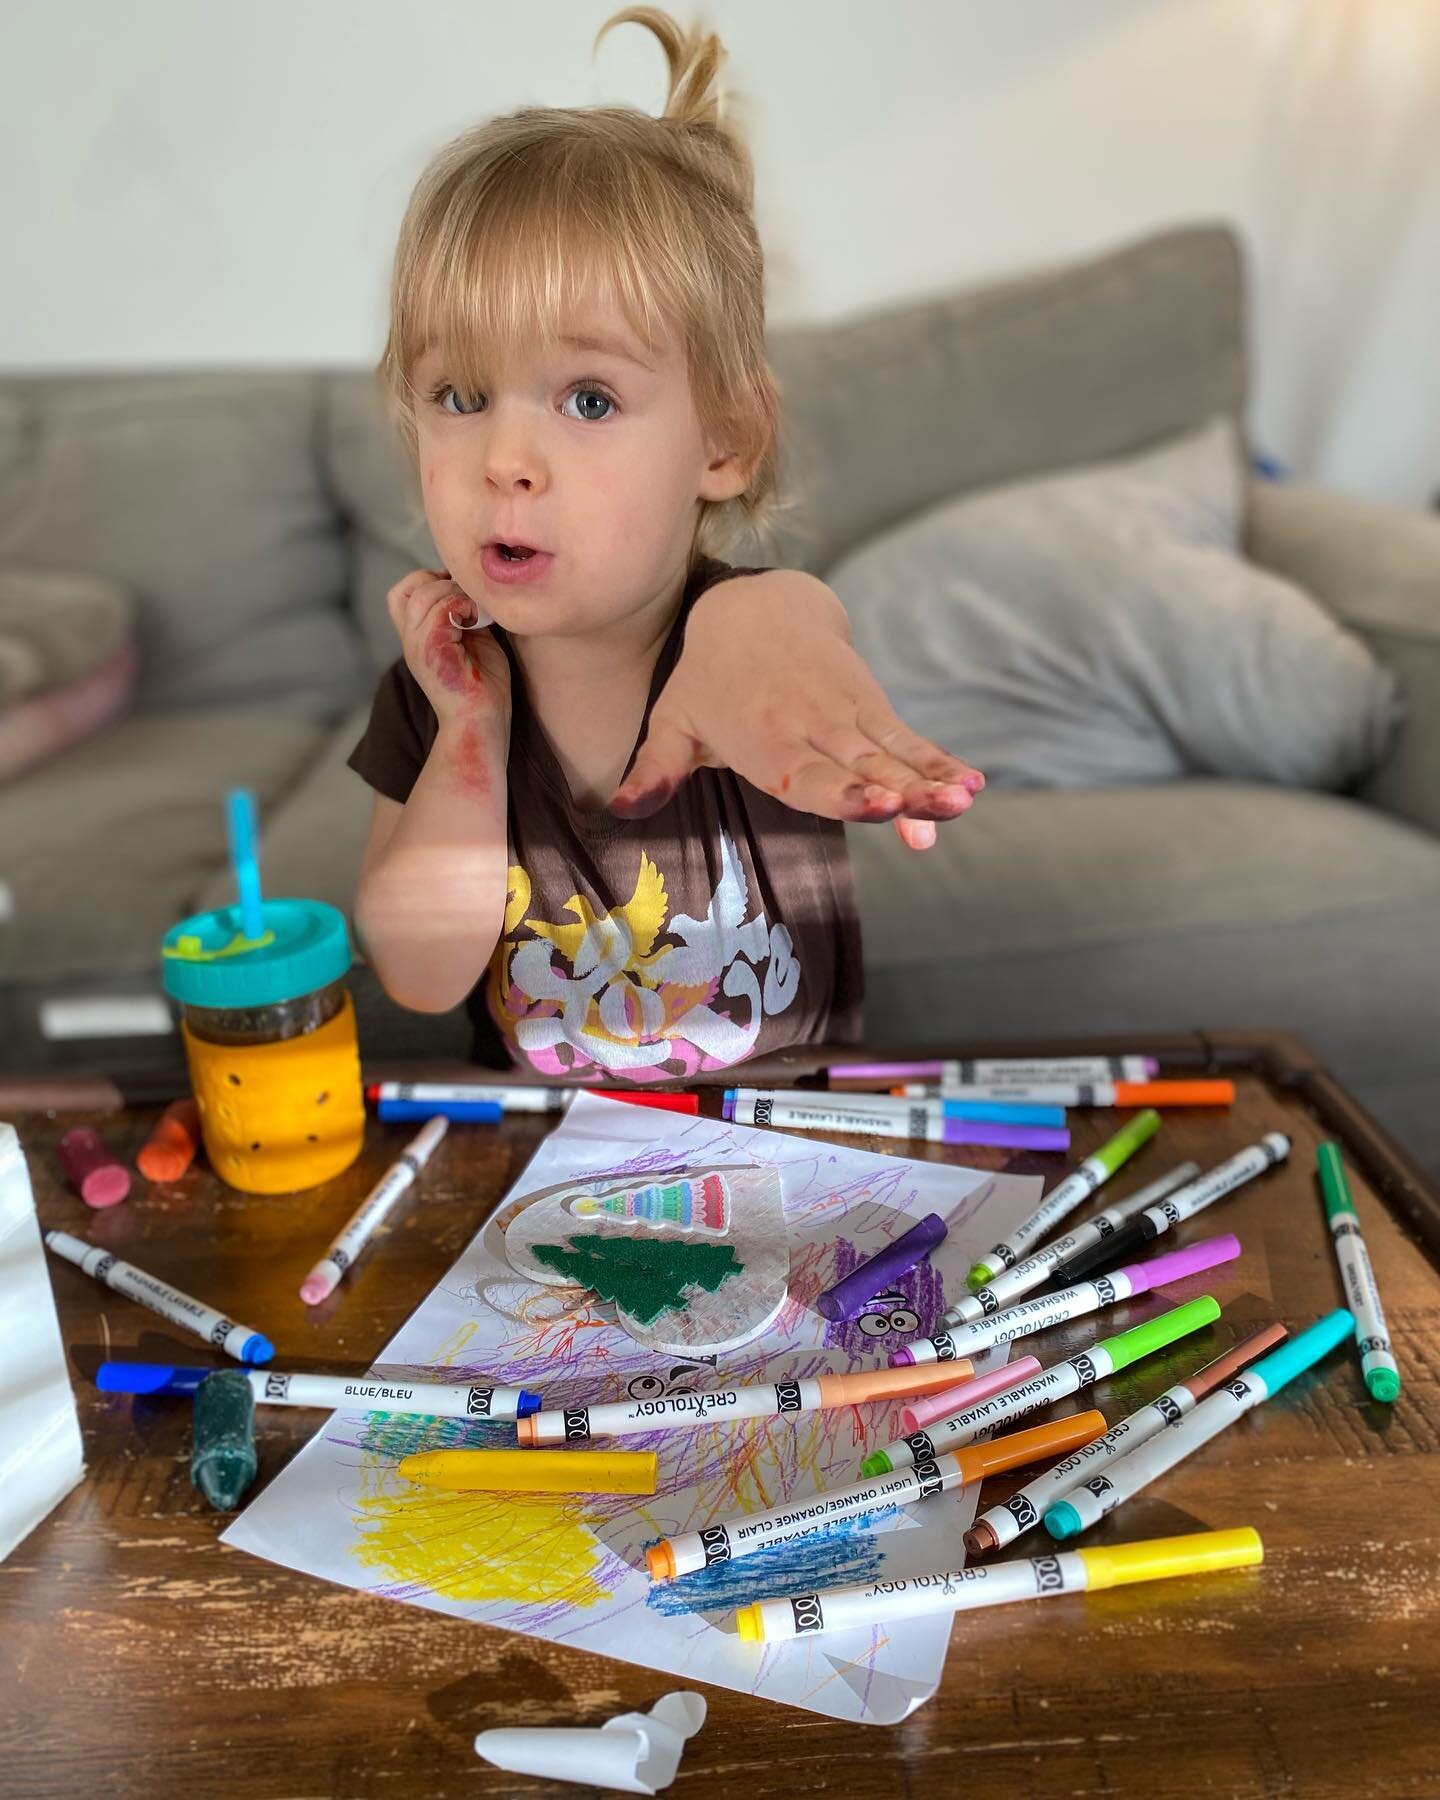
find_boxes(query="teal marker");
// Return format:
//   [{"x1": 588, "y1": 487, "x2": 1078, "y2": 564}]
[
  {"x1": 967, "y1": 1110, "x2": 1161, "y2": 1290},
  {"x1": 860, "y1": 1293, "x2": 1218, "y2": 1477},
  {"x1": 1317, "y1": 1143, "x2": 1400, "y2": 1402},
  {"x1": 1044, "y1": 1309, "x2": 1356, "y2": 1539}
]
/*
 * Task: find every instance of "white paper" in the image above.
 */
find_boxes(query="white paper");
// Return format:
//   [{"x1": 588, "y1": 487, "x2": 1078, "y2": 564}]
[
  {"x1": 475, "y1": 1690, "x2": 706, "y2": 1793},
  {"x1": 223, "y1": 1093, "x2": 1041, "y2": 1724},
  {"x1": 39, "y1": 994, "x2": 173, "y2": 1039}
]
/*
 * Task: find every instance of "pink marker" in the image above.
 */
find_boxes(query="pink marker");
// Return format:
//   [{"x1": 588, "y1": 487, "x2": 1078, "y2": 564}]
[
  {"x1": 899, "y1": 1355, "x2": 1043, "y2": 1433},
  {"x1": 57, "y1": 1126, "x2": 130, "y2": 1209},
  {"x1": 892, "y1": 1234, "x2": 1243, "y2": 1367}
]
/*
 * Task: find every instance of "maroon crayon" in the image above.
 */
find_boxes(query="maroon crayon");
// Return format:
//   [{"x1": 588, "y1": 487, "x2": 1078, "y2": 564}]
[{"x1": 58, "y1": 1126, "x2": 131, "y2": 1209}]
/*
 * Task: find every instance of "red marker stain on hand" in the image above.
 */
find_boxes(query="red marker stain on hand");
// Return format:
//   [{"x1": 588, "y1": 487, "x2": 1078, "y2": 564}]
[{"x1": 449, "y1": 718, "x2": 492, "y2": 799}]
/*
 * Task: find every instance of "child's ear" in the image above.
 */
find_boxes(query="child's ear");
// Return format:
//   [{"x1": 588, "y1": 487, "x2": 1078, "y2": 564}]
[{"x1": 697, "y1": 444, "x2": 754, "y2": 504}]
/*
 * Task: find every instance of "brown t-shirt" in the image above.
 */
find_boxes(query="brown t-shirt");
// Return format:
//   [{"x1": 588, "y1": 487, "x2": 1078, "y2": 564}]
[{"x1": 348, "y1": 556, "x2": 863, "y2": 1078}]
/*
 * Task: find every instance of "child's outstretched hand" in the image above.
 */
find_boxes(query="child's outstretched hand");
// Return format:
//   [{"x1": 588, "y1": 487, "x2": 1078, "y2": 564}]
[
  {"x1": 611, "y1": 570, "x2": 983, "y2": 851},
  {"x1": 388, "y1": 568, "x2": 512, "y2": 724}
]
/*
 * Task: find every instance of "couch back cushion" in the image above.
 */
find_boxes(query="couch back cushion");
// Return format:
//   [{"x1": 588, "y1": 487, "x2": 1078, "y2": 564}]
[{"x1": 0, "y1": 371, "x2": 371, "y2": 718}]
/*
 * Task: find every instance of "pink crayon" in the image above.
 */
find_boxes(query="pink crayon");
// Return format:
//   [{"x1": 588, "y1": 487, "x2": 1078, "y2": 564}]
[
  {"x1": 899, "y1": 1355, "x2": 1043, "y2": 1434},
  {"x1": 58, "y1": 1126, "x2": 131, "y2": 1209}
]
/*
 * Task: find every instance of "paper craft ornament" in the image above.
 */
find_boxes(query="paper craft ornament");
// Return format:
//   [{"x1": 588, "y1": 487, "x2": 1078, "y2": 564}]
[{"x1": 505, "y1": 1162, "x2": 789, "y2": 1355}]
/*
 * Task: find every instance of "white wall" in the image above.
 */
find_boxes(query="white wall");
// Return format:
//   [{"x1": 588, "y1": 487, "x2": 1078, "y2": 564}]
[{"x1": 1, "y1": 0, "x2": 1436, "y2": 506}]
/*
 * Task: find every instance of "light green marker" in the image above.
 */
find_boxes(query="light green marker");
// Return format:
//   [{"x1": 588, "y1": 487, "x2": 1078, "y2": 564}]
[
  {"x1": 1318, "y1": 1142, "x2": 1400, "y2": 1402},
  {"x1": 966, "y1": 1110, "x2": 1161, "y2": 1291}
]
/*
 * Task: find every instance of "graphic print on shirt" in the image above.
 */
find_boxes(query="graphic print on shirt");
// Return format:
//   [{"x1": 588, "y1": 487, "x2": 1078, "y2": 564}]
[{"x1": 490, "y1": 829, "x2": 800, "y2": 1079}]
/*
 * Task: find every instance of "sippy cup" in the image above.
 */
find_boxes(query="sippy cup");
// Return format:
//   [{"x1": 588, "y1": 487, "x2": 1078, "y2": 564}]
[{"x1": 159, "y1": 791, "x2": 365, "y2": 1194}]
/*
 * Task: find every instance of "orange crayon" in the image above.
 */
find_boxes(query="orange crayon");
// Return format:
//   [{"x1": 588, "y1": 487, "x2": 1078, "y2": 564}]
[{"x1": 137, "y1": 1099, "x2": 202, "y2": 1183}]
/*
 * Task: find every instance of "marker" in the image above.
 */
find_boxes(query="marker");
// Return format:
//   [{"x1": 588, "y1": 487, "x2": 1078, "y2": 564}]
[
  {"x1": 515, "y1": 1359, "x2": 977, "y2": 1446},
  {"x1": 724, "y1": 1090, "x2": 1068, "y2": 1152},
  {"x1": 191, "y1": 1370, "x2": 258, "y2": 1511},
  {"x1": 966, "y1": 1111, "x2": 1161, "y2": 1288},
  {"x1": 860, "y1": 1295, "x2": 1220, "y2": 1476},
  {"x1": 893, "y1": 1080, "x2": 1234, "y2": 1109},
  {"x1": 57, "y1": 1126, "x2": 130, "y2": 1209},
  {"x1": 816, "y1": 1212, "x2": 947, "y2": 1321},
  {"x1": 895, "y1": 1235, "x2": 1241, "y2": 1366},
  {"x1": 301, "y1": 1113, "x2": 449, "y2": 1304},
  {"x1": 645, "y1": 1411, "x2": 1105, "y2": 1581},
  {"x1": 594, "y1": 1089, "x2": 700, "y2": 1116},
  {"x1": 367, "y1": 1081, "x2": 571, "y2": 1112},
  {"x1": 829, "y1": 1056, "x2": 1159, "y2": 1084},
  {"x1": 376, "y1": 1098, "x2": 504, "y2": 1124},
  {"x1": 734, "y1": 1527, "x2": 1263, "y2": 1642},
  {"x1": 95, "y1": 1361, "x2": 542, "y2": 1421},
  {"x1": 1043, "y1": 1310, "x2": 1355, "y2": 1540},
  {"x1": 1317, "y1": 1142, "x2": 1400, "y2": 1402},
  {"x1": 398, "y1": 1448, "x2": 657, "y2": 1494},
  {"x1": 965, "y1": 1320, "x2": 1288, "y2": 1554},
  {"x1": 941, "y1": 1162, "x2": 1201, "y2": 1325},
  {"x1": 1045, "y1": 1135, "x2": 1291, "y2": 1289},
  {"x1": 44, "y1": 1229, "x2": 273, "y2": 1364},
  {"x1": 898, "y1": 1355, "x2": 1042, "y2": 1433}
]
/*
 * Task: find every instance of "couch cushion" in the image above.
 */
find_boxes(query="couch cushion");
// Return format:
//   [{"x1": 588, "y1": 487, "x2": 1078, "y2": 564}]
[
  {"x1": 837, "y1": 419, "x2": 1399, "y2": 792},
  {"x1": 729, "y1": 223, "x2": 1247, "y2": 574},
  {"x1": 0, "y1": 709, "x2": 327, "y2": 982},
  {"x1": 0, "y1": 568, "x2": 135, "y2": 703},
  {"x1": 0, "y1": 372, "x2": 371, "y2": 718},
  {"x1": 849, "y1": 781, "x2": 1440, "y2": 1172}
]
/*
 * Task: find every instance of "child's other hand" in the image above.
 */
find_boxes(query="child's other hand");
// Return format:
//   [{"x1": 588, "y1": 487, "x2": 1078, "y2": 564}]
[
  {"x1": 387, "y1": 568, "x2": 511, "y2": 725},
  {"x1": 611, "y1": 571, "x2": 983, "y2": 851}
]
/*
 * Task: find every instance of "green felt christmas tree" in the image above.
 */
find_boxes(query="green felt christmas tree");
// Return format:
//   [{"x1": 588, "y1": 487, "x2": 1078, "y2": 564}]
[{"x1": 530, "y1": 1234, "x2": 744, "y2": 1326}]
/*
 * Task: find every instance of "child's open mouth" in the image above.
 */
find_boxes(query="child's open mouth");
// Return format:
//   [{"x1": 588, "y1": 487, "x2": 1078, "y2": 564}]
[{"x1": 481, "y1": 542, "x2": 555, "y2": 585}]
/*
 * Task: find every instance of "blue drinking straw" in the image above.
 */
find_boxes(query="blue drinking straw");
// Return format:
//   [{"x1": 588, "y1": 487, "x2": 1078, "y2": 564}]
[{"x1": 225, "y1": 788, "x2": 265, "y2": 942}]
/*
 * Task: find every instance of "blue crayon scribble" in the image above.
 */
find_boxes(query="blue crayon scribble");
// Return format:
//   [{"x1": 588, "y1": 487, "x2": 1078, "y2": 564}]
[
  {"x1": 643, "y1": 1508, "x2": 895, "y2": 1616},
  {"x1": 338, "y1": 1411, "x2": 516, "y2": 1460}
]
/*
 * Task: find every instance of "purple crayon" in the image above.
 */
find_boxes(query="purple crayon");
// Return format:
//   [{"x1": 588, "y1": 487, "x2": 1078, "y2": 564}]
[{"x1": 817, "y1": 1212, "x2": 948, "y2": 1322}]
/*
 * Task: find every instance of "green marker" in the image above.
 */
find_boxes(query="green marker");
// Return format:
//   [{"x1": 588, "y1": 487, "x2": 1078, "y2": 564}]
[
  {"x1": 966, "y1": 1110, "x2": 1161, "y2": 1290},
  {"x1": 860, "y1": 1293, "x2": 1219, "y2": 1476},
  {"x1": 191, "y1": 1369, "x2": 259, "y2": 1510},
  {"x1": 1318, "y1": 1142, "x2": 1400, "y2": 1402}
]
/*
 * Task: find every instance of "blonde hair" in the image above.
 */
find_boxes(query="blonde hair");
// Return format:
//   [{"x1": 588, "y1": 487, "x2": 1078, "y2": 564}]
[{"x1": 378, "y1": 6, "x2": 786, "y2": 562}]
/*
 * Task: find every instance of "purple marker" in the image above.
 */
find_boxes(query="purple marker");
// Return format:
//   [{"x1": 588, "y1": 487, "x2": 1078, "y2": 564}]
[
  {"x1": 828, "y1": 1056, "x2": 1159, "y2": 1085},
  {"x1": 890, "y1": 1234, "x2": 1242, "y2": 1365},
  {"x1": 724, "y1": 1089, "x2": 1069, "y2": 1152},
  {"x1": 817, "y1": 1211, "x2": 948, "y2": 1321}
]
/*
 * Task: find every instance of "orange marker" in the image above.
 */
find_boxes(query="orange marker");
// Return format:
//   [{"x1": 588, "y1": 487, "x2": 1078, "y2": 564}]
[
  {"x1": 893, "y1": 1078, "x2": 1235, "y2": 1109},
  {"x1": 646, "y1": 1409, "x2": 1106, "y2": 1580},
  {"x1": 137, "y1": 1099, "x2": 202, "y2": 1182}
]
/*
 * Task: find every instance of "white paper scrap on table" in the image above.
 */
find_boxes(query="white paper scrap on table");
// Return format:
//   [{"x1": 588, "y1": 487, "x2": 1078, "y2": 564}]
[
  {"x1": 223, "y1": 1092, "x2": 1043, "y2": 1724},
  {"x1": 475, "y1": 1691, "x2": 707, "y2": 1793},
  {"x1": 39, "y1": 994, "x2": 173, "y2": 1039}
]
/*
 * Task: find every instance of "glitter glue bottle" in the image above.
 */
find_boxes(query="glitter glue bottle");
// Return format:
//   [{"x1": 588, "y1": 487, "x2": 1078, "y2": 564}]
[{"x1": 159, "y1": 790, "x2": 365, "y2": 1195}]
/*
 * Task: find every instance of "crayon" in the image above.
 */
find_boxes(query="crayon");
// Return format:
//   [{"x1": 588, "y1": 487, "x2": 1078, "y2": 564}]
[
  {"x1": 398, "y1": 1447, "x2": 658, "y2": 1494},
  {"x1": 829, "y1": 1056, "x2": 1159, "y2": 1084},
  {"x1": 724, "y1": 1090, "x2": 1068, "y2": 1152},
  {"x1": 898, "y1": 1354, "x2": 1042, "y2": 1433},
  {"x1": 965, "y1": 1321, "x2": 1288, "y2": 1554},
  {"x1": 376, "y1": 1098, "x2": 504, "y2": 1124},
  {"x1": 941, "y1": 1163, "x2": 1201, "y2": 1326},
  {"x1": 893, "y1": 1079, "x2": 1234, "y2": 1108},
  {"x1": 1045, "y1": 1135, "x2": 1290, "y2": 1288},
  {"x1": 136, "y1": 1099, "x2": 202, "y2": 1183},
  {"x1": 645, "y1": 1411, "x2": 1105, "y2": 1581},
  {"x1": 515, "y1": 1359, "x2": 976, "y2": 1447},
  {"x1": 367, "y1": 1081, "x2": 571, "y2": 1112},
  {"x1": 45, "y1": 1230, "x2": 273, "y2": 1364},
  {"x1": 190, "y1": 1370, "x2": 258, "y2": 1511},
  {"x1": 897, "y1": 1235, "x2": 1240, "y2": 1366},
  {"x1": 1317, "y1": 1142, "x2": 1400, "y2": 1402},
  {"x1": 95, "y1": 1361, "x2": 542, "y2": 1421},
  {"x1": 966, "y1": 1111, "x2": 1161, "y2": 1288},
  {"x1": 816, "y1": 1212, "x2": 947, "y2": 1321},
  {"x1": 1043, "y1": 1310, "x2": 1355, "y2": 1540},
  {"x1": 733, "y1": 1527, "x2": 1263, "y2": 1642},
  {"x1": 860, "y1": 1295, "x2": 1220, "y2": 1476},
  {"x1": 301, "y1": 1113, "x2": 449, "y2": 1304},
  {"x1": 57, "y1": 1126, "x2": 130, "y2": 1209}
]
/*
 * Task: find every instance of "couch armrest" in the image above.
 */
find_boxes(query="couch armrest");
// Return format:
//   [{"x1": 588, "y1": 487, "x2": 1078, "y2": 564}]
[{"x1": 1245, "y1": 479, "x2": 1440, "y2": 838}]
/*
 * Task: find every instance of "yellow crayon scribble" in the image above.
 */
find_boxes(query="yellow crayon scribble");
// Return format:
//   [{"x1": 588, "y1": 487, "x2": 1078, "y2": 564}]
[
  {"x1": 428, "y1": 1319, "x2": 480, "y2": 1366},
  {"x1": 352, "y1": 1485, "x2": 613, "y2": 1608}
]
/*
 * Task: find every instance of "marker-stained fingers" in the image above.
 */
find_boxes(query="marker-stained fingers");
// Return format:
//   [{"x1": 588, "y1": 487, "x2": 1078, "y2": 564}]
[{"x1": 853, "y1": 704, "x2": 986, "y2": 792}]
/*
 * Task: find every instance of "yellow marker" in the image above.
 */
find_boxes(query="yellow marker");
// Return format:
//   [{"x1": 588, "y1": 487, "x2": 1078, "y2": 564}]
[
  {"x1": 734, "y1": 1526, "x2": 1262, "y2": 1641},
  {"x1": 397, "y1": 1447, "x2": 658, "y2": 1496}
]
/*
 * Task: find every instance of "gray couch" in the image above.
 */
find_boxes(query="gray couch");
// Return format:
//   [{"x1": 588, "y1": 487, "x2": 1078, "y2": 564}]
[{"x1": 3, "y1": 224, "x2": 1438, "y2": 1175}]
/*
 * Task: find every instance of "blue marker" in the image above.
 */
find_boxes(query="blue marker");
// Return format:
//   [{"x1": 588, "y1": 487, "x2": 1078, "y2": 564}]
[
  {"x1": 97, "y1": 1361, "x2": 542, "y2": 1421},
  {"x1": 377, "y1": 1098, "x2": 504, "y2": 1124}
]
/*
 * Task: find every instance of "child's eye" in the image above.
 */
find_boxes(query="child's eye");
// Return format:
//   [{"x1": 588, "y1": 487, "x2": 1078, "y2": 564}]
[
  {"x1": 434, "y1": 385, "x2": 484, "y2": 417},
  {"x1": 563, "y1": 385, "x2": 617, "y2": 423}
]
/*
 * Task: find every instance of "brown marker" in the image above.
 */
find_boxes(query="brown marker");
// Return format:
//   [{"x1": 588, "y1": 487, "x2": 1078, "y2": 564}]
[{"x1": 964, "y1": 1320, "x2": 1289, "y2": 1556}]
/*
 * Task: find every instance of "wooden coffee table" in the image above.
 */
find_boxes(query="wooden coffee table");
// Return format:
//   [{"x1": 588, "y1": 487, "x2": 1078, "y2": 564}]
[{"x1": 3, "y1": 1031, "x2": 1438, "y2": 1798}]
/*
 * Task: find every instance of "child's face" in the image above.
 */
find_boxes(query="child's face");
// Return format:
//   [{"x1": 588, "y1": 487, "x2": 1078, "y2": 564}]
[{"x1": 410, "y1": 301, "x2": 748, "y2": 638}]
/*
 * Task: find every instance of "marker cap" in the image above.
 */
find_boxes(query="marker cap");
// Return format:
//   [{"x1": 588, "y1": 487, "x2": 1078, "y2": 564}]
[
  {"x1": 241, "y1": 1333, "x2": 274, "y2": 1365},
  {"x1": 859, "y1": 1448, "x2": 894, "y2": 1477},
  {"x1": 966, "y1": 1261, "x2": 998, "y2": 1292},
  {"x1": 647, "y1": 1542, "x2": 677, "y2": 1581},
  {"x1": 516, "y1": 1390, "x2": 543, "y2": 1417},
  {"x1": 1091, "y1": 1108, "x2": 1162, "y2": 1172},
  {"x1": 1315, "y1": 1141, "x2": 1357, "y2": 1222},
  {"x1": 1367, "y1": 1367, "x2": 1401, "y2": 1403},
  {"x1": 97, "y1": 1361, "x2": 211, "y2": 1395},
  {"x1": 817, "y1": 1360, "x2": 977, "y2": 1406},
  {"x1": 1120, "y1": 1234, "x2": 1241, "y2": 1294},
  {"x1": 1078, "y1": 1526, "x2": 1263, "y2": 1589},
  {"x1": 1100, "y1": 1295, "x2": 1220, "y2": 1373},
  {"x1": 1044, "y1": 1499, "x2": 1084, "y2": 1540},
  {"x1": 1243, "y1": 1308, "x2": 1355, "y2": 1396}
]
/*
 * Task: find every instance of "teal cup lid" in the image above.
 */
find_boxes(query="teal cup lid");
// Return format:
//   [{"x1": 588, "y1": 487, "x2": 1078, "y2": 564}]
[{"x1": 161, "y1": 899, "x2": 352, "y2": 1010}]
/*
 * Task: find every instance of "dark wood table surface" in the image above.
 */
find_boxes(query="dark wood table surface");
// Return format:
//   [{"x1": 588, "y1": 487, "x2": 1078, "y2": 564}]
[{"x1": 3, "y1": 1033, "x2": 1438, "y2": 1799}]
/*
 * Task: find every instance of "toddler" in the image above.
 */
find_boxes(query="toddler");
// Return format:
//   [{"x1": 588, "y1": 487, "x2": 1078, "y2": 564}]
[{"x1": 350, "y1": 6, "x2": 982, "y2": 1082}]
